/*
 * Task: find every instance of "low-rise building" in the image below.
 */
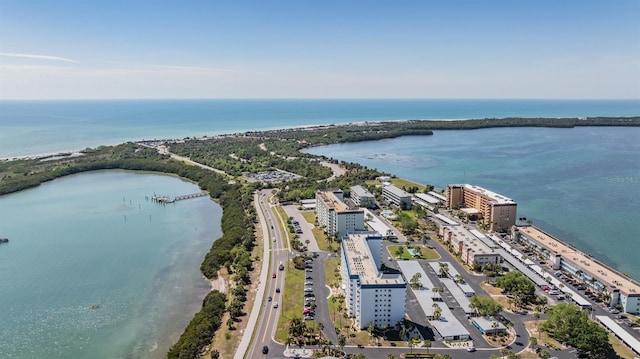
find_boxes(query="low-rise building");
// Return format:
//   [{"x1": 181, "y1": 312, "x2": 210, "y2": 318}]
[
  {"x1": 350, "y1": 185, "x2": 376, "y2": 208},
  {"x1": 382, "y1": 184, "x2": 412, "y2": 209},
  {"x1": 514, "y1": 225, "x2": 640, "y2": 314},
  {"x1": 446, "y1": 184, "x2": 517, "y2": 232},
  {"x1": 440, "y1": 225, "x2": 501, "y2": 268},
  {"x1": 316, "y1": 189, "x2": 365, "y2": 238},
  {"x1": 472, "y1": 317, "x2": 507, "y2": 336},
  {"x1": 340, "y1": 232, "x2": 407, "y2": 329}
]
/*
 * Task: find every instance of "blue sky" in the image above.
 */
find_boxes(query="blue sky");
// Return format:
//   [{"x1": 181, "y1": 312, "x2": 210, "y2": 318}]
[{"x1": 0, "y1": 0, "x2": 638, "y2": 99}]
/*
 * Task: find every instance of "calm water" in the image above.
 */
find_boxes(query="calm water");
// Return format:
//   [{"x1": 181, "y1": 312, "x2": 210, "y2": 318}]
[
  {"x1": 307, "y1": 127, "x2": 640, "y2": 281},
  {"x1": 0, "y1": 171, "x2": 222, "y2": 358},
  {"x1": 1, "y1": 99, "x2": 639, "y2": 158}
]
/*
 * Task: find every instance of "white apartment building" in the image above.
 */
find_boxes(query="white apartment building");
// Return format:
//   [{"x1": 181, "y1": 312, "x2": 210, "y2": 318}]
[
  {"x1": 350, "y1": 185, "x2": 376, "y2": 208},
  {"x1": 382, "y1": 184, "x2": 412, "y2": 210},
  {"x1": 341, "y1": 232, "x2": 407, "y2": 329},
  {"x1": 316, "y1": 189, "x2": 365, "y2": 238}
]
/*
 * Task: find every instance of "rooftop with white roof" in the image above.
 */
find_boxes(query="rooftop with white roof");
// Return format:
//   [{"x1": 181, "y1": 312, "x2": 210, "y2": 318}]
[
  {"x1": 518, "y1": 226, "x2": 640, "y2": 296},
  {"x1": 343, "y1": 233, "x2": 404, "y2": 286}
]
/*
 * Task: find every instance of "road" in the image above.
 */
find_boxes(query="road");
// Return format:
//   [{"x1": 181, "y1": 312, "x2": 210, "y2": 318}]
[{"x1": 243, "y1": 190, "x2": 292, "y2": 358}]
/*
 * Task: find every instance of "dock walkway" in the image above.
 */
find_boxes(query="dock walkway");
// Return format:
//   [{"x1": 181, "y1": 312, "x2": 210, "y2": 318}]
[{"x1": 151, "y1": 192, "x2": 207, "y2": 204}]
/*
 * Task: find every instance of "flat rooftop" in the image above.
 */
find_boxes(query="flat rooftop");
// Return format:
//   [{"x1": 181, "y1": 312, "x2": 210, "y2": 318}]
[
  {"x1": 415, "y1": 193, "x2": 440, "y2": 204},
  {"x1": 317, "y1": 189, "x2": 359, "y2": 213},
  {"x1": 517, "y1": 226, "x2": 640, "y2": 296},
  {"x1": 446, "y1": 225, "x2": 496, "y2": 256},
  {"x1": 351, "y1": 185, "x2": 374, "y2": 198},
  {"x1": 383, "y1": 184, "x2": 412, "y2": 198},
  {"x1": 343, "y1": 233, "x2": 404, "y2": 286},
  {"x1": 451, "y1": 184, "x2": 516, "y2": 205}
]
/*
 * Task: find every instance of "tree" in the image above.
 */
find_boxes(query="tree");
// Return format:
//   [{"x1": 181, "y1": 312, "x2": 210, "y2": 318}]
[
  {"x1": 423, "y1": 339, "x2": 432, "y2": 353},
  {"x1": 338, "y1": 334, "x2": 346, "y2": 352},
  {"x1": 469, "y1": 294, "x2": 503, "y2": 317},
  {"x1": 495, "y1": 271, "x2": 535, "y2": 306},
  {"x1": 530, "y1": 336, "x2": 538, "y2": 348},
  {"x1": 438, "y1": 262, "x2": 449, "y2": 278},
  {"x1": 410, "y1": 272, "x2": 423, "y2": 290},
  {"x1": 542, "y1": 304, "x2": 614, "y2": 358},
  {"x1": 432, "y1": 303, "x2": 442, "y2": 320}
]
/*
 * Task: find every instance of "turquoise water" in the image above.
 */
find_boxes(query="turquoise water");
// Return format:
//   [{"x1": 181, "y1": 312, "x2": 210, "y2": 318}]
[
  {"x1": 0, "y1": 171, "x2": 222, "y2": 358},
  {"x1": 1, "y1": 99, "x2": 639, "y2": 158},
  {"x1": 306, "y1": 127, "x2": 640, "y2": 281}
]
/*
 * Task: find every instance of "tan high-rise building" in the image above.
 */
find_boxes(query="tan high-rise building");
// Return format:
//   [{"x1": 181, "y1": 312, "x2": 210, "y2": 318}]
[{"x1": 446, "y1": 184, "x2": 516, "y2": 232}]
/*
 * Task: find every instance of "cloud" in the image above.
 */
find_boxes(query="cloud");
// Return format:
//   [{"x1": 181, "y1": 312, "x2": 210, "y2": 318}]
[{"x1": 0, "y1": 52, "x2": 78, "y2": 63}]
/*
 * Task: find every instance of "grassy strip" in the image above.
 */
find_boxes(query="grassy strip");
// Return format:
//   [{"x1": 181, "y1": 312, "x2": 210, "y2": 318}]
[
  {"x1": 275, "y1": 265, "x2": 305, "y2": 342},
  {"x1": 391, "y1": 178, "x2": 426, "y2": 192},
  {"x1": 324, "y1": 257, "x2": 341, "y2": 290},
  {"x1": 387, "y1": 245, "x2": 440, "y2": 260},
  {"x1": 608, "y1": 333, "x2": 637, "y2": 359}
]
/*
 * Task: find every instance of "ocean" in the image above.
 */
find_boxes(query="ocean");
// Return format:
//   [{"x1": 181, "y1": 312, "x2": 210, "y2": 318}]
[
  {"x1": 1, "y1": 99, "x2": 639, "y2": 159},
  {"x1": 0, "y1": 99, "x2": 639, "y2": 358}
]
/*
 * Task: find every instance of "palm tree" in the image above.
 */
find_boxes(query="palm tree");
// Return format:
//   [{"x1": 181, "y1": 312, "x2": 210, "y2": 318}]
[
  {"x1": 432, "y1": 303, "x2": 442, "y2": 320},
  {"x1": 423, "y1": 339, "x2": 432, "y2": 353},
  {"x1": 533, "y1": 309, "x2": 541, "y2": 340},
  {"x1": 317, "y1": 322, "x2": 325, "y2": 339},
  {"x1": 438, "y1": 262, "x2": 449, "y2": 278},
  {"x1": 399, "y1": 322, "x2": 409, "y2": 341},
  {"x1": 338, "y1": 334, "x2": 346, "y2": 352}
]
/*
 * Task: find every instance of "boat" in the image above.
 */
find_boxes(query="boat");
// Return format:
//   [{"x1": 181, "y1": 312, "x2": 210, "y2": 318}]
[
  {"x1": 89, "y1": 305, "x2": 100, "y2": 309},
  {"x1": 0, "y1": 238, "x2": 8, "y2": 243}
]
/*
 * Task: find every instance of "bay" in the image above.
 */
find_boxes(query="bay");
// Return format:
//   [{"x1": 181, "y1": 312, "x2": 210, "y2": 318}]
[
  {"x1": 306, "y1": 126, "x2": 640, "y2": 281},
  {"x1": 0, "y1": 170, "x2": 222, "y2": 359}
]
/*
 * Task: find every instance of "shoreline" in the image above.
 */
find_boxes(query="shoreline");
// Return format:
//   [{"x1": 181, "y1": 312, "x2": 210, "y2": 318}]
[{"x1": 3, "y1": 116, "x2": 640, "y2": 161}]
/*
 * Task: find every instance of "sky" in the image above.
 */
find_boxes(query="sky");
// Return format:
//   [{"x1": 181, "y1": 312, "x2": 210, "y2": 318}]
[{"x1": 0, "y1": 0, "x2": 639, "y2": 99}]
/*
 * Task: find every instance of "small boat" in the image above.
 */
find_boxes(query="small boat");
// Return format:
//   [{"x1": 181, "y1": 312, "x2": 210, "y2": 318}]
[
  {"x1": 89, "y1": 305, "x2": 100, "y2": 310},
  {"x1": 0, "y1": 238, "x2": 8, "y2": 243}
]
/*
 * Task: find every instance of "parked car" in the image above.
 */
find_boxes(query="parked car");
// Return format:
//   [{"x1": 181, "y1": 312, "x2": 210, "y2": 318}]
[{"x1": 467, "y1": 347, "x2": 476, "y2": 352}]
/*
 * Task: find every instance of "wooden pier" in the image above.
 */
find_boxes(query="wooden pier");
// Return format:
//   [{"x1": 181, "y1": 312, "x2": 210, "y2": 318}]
[{"x1": 152, "y1": 192, "x2": 207, "y2": 204}]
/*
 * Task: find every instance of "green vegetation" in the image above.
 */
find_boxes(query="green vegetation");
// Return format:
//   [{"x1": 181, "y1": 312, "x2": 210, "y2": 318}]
[
  {"x1": 325, "y1": 256, "x2": 341, "y2": 289},
  {"x1": 469, "y1": 294, "x2": 503, "y2": 317},
  {"x1": 495, "y1": 270, "x2": 536, "y2": 308},
  {"x1": 387, "y1": 245, "x2": 440, "y2": 260},
  {"x1": 275, "y1": 265, "x2": 305, "y2": 342},
  {"x1": 542, "y1": 304, "x2": 614, "y2": 358},
  {"x1": 168, "y1": 290, "x2": 227, "y2": 359}
]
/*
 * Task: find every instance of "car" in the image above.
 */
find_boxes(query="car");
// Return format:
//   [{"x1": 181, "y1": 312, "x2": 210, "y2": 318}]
[
  {"x1": 273, "y1": 302, "x2": 279, "y2": 309},
  {"x1": 272, "y1": 272, "x2": 276, "y2": 278},
  {"x1": 275, "y1": 287, "x2": 280, "y2": 293},
  {"x1": 357, "y1": 344, "x2": 364, "y2": 348},
  {"x1": 304, "y1": 315, "x2": 314, "y2": 320},
  {"x1": 303, "y1": 309, "x2": 314, "y2": 314},
  {"x1": 262, "y1": 345, "x2": 269, "y2": 354},
  {"x1": 304, "y1": 292, "x2": 314, "y2": 297},
  {"x1": 304, "y1": 287, "x2": 313, "y2": 292},
  {"x1": 306, "y1": 275, "x2": 313, "y2": 279},
  {"x1": 306, "y1": 269, "x2": 313, "y2": 272},
  {"x1": 267, "y1": 296, "x2": 272, "y2": 302},
  {"x1": 467, "y1": 347, "x2": 476, "y2": 352},
  {"x1": 305, "y1": 281, "x2": 313, "y2": 285}
]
